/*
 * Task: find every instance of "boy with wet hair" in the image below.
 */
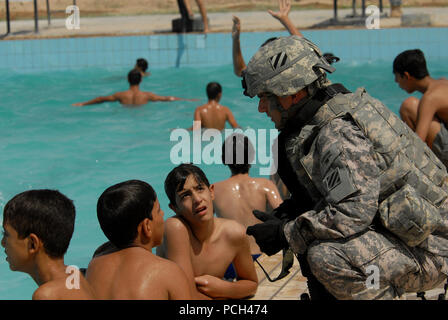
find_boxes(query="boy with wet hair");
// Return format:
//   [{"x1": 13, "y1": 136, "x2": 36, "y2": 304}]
[
  {"x1": 158, "y1": 164, "x2": 258, "y2": 300},
  {"x1": 188, "y1": 82, "x2": 240, "y2": 131},
  {"x1": 214, "y1": 134, "x2": 282, "y2": 256},
  {"x1": 1, "y1": 189, "x2": 95, "y2": 300},
  {"x1": 86, "y1": 179, "x2": 191, "y2": 300},
  {"x1": 135, "y1": 58, "x2": 150, "y2": 77},
  {"x1": 393, "y1": 49, "x2": 448, "y2": 167}
]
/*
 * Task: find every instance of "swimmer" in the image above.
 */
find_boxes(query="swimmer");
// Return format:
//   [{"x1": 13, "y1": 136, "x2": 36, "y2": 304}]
[
  {"x1": 86, "y1": 180, "x2": 192, "y2": 300},
  {"x1": 72, "y1": 69, "x2": 196, "y2": 107},
  {"x1": 232, "y1": 1, "x2": 340, "y2": 78},
  {"x1": 134, "y1": 58, "x2": 150, "y2": 77},
  {"x1": 214, "y1": 134, "x2": 283, "y2": 256},
  {"x1": 393, "y1": 49, "x2": 448, "y2": 167},
  {"x1": 157, "y1": 164, "x2": 258, "y2": 300},
  {"x1": 188, "y1": 82, "x2": 240, "y2": 131},
  {"x1": 1, "y1": 190, "x2": 95, "y2": 300}
]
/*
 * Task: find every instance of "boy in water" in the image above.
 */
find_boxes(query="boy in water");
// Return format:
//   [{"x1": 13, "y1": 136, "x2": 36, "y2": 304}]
[
  {"x1": 73, "y1": 69, "x2": 195, "y2": 107},
  {"x1": 157, "y1": 164, "x2": 258, "y2": 299},
  {"x1": 1, "y1": 189, "x2": 95, "y2": 300},
  {"x1": 86, "y1": 180, "x2": 191, "y2": 300},
  {"x1": 214, "y1": 134, "x2": 282, "y2": 256},
  {"x1": 134, "y1": 58, "x2": 150, "y2": 77},
  {"x1": 188, "y1": 82, "x2": 240, "y2": 131},
  {"x1": 394, "y1": 49, "x2": 448, "y2": 167}
]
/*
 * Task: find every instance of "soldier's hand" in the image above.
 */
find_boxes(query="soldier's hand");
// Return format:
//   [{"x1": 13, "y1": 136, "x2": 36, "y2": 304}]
[
  {"x1": 247, "y1": 210, "x2": 288, "y2": 256},
  {"x1": 272, "y1": 199, "x2": 300, "y2": 221}
]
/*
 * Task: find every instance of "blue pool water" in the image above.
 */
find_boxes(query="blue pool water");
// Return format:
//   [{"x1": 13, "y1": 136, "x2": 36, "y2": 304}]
[{"x1": 0, "y1": 56, "x2": 447, "y2": 299}]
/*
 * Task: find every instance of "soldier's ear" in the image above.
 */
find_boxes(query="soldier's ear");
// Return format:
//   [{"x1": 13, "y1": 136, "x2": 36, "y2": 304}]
[{"x1": 292, "y1": 88, "x2": 308, "y2": 104}]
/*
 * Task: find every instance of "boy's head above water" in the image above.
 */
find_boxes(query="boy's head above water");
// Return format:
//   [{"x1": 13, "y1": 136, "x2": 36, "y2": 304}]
[
  {"x1": 2, "y1": 189, "x2": 75, "y2": 271},
  {"x1": 206, "y1": 82, "x2": 222, "y2": 101},
  {"x1": 128, "y1": 69, "x2": 142, "y2": 86},
  {"x1": 222, "y1": 133, "x2": 255, "y2": 175},
  {"x1": 97, "y1": 179, "x2": 163, "y2": 249},
  {"x1": 136, "y1": 58, "x2": 149, "y2": 73}
]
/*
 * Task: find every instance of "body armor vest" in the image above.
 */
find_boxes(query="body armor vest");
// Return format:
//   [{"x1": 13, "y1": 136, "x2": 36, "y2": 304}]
[{"x1": 284, "y1": 86, "x2": 448, "y2": 247}]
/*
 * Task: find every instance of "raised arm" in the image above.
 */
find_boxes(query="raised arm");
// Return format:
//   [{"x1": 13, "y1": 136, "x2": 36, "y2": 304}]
[
  {"x1": 232, "y1": 16, "x2": 247, "y2": 77},
  {"x1": 160, "y1": 218, "x2": 211, "y2": 300},
  {"x1": 268, "y1": 0, "x2": 303, "y2": 37},
  {"x1": 72, "y1": 94, "x2": 118, "y2": 106}
]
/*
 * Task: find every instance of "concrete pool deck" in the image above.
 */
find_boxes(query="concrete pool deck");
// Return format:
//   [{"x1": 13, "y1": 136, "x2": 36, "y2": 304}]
[
  {"x1": 1, "y1": 6, "x2": 448, "y2": 40},
  {"x1": 251, "y1": 251, "x2": 447, "y2": 300}
]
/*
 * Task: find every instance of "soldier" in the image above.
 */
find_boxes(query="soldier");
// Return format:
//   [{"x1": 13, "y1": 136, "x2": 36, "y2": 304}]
[{"x1": 243, "y1": 35, "x2": 448, "y2": 300}]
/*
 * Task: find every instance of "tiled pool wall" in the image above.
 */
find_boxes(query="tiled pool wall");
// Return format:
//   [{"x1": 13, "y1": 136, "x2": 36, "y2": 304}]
[{"x1": 0, "y1": 27, "x2": 447, "y2": 71}]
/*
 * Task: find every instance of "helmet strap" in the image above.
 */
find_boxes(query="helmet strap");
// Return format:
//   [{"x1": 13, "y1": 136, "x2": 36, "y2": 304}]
[{"x1": 278, "y1": 76, "x2": 328, "y2": 129}]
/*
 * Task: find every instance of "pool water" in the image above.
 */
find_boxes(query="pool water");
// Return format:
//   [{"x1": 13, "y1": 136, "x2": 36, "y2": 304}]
[{"x1": 0, "y1": 59, "x2": 446, "y2": 299}]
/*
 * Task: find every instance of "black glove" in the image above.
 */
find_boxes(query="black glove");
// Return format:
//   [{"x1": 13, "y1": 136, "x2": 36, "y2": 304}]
[
  {"x1": 246, "y1": 210, "x2": 289, "y2": 256},
  {"x1": 272, "y1": 198, "x2": 301, "y2": 221}
]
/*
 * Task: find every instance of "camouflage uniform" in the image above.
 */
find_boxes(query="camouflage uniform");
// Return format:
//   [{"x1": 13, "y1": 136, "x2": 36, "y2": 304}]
[
  {"x1": 282, "y1": 115, "x2": 448, "y2": 299},
  {"x1": 243, "y1": 35, "x2": 448, "y2": 299},
  {"x1": 431, "y1": 122, "x2": 448, "y2": 168}
]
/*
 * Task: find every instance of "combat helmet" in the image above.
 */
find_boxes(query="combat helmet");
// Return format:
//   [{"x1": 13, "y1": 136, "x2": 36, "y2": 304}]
[{"x1": 242, "y1": 36, "x2": 335, "y2": 98}]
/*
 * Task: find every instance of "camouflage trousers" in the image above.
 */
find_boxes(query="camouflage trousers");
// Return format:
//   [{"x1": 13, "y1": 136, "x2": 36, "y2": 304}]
[{"x1": 306, "y1": 229, "x2": 448, "y2": 299}]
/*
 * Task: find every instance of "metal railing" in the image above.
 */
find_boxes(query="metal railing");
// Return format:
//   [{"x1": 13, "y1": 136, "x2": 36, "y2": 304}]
[
  {"x1": 333, "y1": 0, "x2": 383, "y2": 21},
  {"x1": 3, "y1": 0, "x2": 77, "y2": 36}
]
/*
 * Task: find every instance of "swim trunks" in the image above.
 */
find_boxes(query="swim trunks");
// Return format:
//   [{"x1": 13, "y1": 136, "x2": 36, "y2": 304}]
[
  {"x1": 223, "y1": 254, "x2": 261, "y2": 281},
  {"x1": 431, "y1": 121, "x2": 448, "y2": 168}
]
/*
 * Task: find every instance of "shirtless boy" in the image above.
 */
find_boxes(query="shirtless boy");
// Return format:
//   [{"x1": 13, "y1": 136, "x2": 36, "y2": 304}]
[
  {"x1": 73, "y1": 69, "x2": 194, "y2": 107},
  {"x1": 188, "y1": 82, "x2": 240, "y2": 131},
  {"x1": 394, "y1": 49, "x2": 448, "y2": 166},
  {"x1": 134, "y1": 58, "x2": 150, "y2": 77},
  {"x1": 213, "y1": 134, "x2": 283, "y2": 256},
  {"x1": 86, "y1": 180, "x2": 191, "y2": 300},
  {"x1": 1, "y1": 189, "x2": 95, "y2": 300},
  {"x1": 157, "y1": 164, "x2": 258, "y2": 299}
]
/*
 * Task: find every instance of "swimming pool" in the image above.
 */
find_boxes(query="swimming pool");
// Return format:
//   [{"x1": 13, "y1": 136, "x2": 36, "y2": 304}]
[{"x1": 1, "y1": 31, "x2": 448, "y2": 299}]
